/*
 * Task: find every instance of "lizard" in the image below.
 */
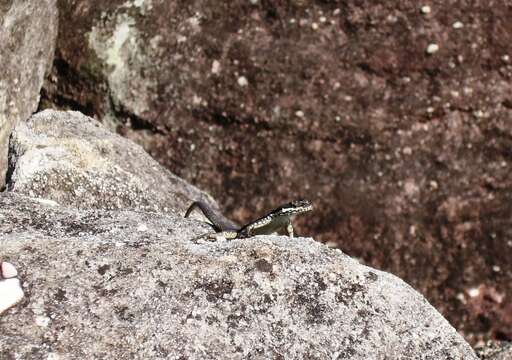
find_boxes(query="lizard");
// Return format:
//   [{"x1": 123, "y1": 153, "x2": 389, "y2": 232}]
[{"x1": 184, "y1": 199, "x2": 313, "y2": 240}]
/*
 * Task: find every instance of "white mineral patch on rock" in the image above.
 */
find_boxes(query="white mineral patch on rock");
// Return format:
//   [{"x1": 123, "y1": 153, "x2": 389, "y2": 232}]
[
  {"x1": 453, "y1": 21, "x2": 464, "y2": 29},
  {"x1": 426, "y1": 43, "x2": 439, "y2": 54},
  {"x1": 212, "y1": 60, "x2": 221, "y2": 74},
  {"x1": 0, "y1": 277, "x2": 24, "y2": 314},
  {"x1": 137, "y1": 223, "x2": 148, "y2": 232},
  {"x1": 420, "y1": 5, "x2": 431, "y2": 14},
  {"x1": 237, "y1": 76, "x2": 249, "y2": 87},
  {"x1": 1, "y1": 261, "x2": 18, "y2": 278},
  {"x1": 32, "y1": 197, "x2": 59, "y2": 207}
]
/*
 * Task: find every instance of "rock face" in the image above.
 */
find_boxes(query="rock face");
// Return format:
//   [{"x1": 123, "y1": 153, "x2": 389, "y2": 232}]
[
  {"x1": 0, "y1": 0, "x2": 58, "y2": 186},
  {"x1": 476, "y1": 342, "x2": 512, "y2": 360},
  {"x1": 6, "y1": 110, "x2": 215, "y2": 214},
  {"x1": 40, "y1": 0, "x2": 512, "y2": 343},
  {"x1": 0, "y1": 192, "x2": 477, "y2": 359}
]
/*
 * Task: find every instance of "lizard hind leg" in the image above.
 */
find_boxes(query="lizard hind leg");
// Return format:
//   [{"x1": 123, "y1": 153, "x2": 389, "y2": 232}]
[{"x1": 191, "y1": 230, "x2": 239, "y2": 243}]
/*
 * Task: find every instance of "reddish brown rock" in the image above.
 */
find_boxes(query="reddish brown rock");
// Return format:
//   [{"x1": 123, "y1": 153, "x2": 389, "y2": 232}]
[{"x1": 41, "y1": 0, "x2": 512, "y2": 344}]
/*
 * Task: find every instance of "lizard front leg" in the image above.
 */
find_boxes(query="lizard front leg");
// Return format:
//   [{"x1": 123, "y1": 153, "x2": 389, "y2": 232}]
[{"x1": 287, "y1": 223, "x2": 294, "y2": 237}]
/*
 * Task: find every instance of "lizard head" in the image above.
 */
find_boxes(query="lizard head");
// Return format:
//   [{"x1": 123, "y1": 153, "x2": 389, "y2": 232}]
[{"x1": 273, "y1": 199, "x2": 313, "y2": 216}]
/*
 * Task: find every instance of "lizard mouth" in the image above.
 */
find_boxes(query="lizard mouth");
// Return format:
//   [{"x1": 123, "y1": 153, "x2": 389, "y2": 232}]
[
  {"x1": 295, "y1": 204, "x2": 313, "y2": 214},
  {"x1": 302, "y1": 205, "x2": 313, "y2": 212},
  {"x1": 290, "y1": 200, "x2": 313, "y2": 212}
]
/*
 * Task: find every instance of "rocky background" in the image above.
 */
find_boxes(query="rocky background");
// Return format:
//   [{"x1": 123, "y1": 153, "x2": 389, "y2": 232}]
[
  {"x1": 1, "y1": 0, "x2": 511, "y2": 350},
  {"x1": 1, "y1": 110, "x2": 481, "y2": 359}
]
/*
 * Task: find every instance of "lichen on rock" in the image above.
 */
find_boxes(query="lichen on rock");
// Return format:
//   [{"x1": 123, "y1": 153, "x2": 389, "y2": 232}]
[{"x1": 87, "y1": 7, "x2": 155, "y2": 116}]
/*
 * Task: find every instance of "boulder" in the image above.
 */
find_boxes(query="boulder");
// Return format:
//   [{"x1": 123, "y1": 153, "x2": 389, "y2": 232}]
[
  {"x1": 6, "y1": 110, "x2": 215, "y2": 214},
  {"x1": 0, "y1": 192, "x2": 477, "y2": 359},
  {"x1": 0, "y1": 0, "x2": 58, "y2": 186}
]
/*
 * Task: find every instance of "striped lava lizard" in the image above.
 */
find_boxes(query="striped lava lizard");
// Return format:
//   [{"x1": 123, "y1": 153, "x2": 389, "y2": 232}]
[{"x1": 184, "y1": 199, "x2": 313, "y2": 240}]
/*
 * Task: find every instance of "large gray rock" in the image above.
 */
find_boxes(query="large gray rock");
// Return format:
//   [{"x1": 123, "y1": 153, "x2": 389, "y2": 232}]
[
  {"x1": 6, "y1": 110, "x2": 214, "y2": 214},
  {"x1": 0, "y1": 193, "x2": 477, "y2": 359},
  {"x1": 0, "y1": 0, "x2": 58, "y2": 186}
]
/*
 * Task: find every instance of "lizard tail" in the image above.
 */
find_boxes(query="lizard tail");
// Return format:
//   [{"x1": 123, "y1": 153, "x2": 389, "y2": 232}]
[
  {"x1": 184, "y1": 201, "x2": 240, "y2": 232},
  {"x1": 184, "y1": 202, "x2": 200, "y2": 218}
]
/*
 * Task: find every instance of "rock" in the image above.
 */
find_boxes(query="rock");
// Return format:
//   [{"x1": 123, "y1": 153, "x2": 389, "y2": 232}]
[
  {"x1": 0, "y1": 0, "x2": 58, "y2": 187},
  {"x1": 475, "y1": 341, "x2": 512, "y2": 360},
  {"x1": 0, "y1": 192, "x2": 477, "y2": 359},
  {"x1": 0, "y1": 262, "x2": 24, "y2": 315},
  {"x1": 1, "y1": 261, "x2": 18, "y2": 278},
  {"x1": 40, "y1": 1, "x2": 512, "y2": 343},
  {"x1": 6, "y1": 110, "x2": 215, "y2": 214},
  {"x1": 0, "y1": 278, "x2": 24, "y2": 315}
]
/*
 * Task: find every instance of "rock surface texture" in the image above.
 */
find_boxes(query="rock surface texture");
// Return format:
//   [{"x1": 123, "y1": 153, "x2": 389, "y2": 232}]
[
  {"x1": 40, "y1": 0, "x2": 512, "y2": 344},
  {"x1": 0, "y1": 0, "x2": 58, "y2": 186},
  {"x1": 6, "y1": 110, "x2": 215, "y2": 214},
  {"x1": 476, "y1": 341, "x2": 512, "y2": 360},
  {"x1": 0, "y1": 192, "x2": 477, "y2": 359}
]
